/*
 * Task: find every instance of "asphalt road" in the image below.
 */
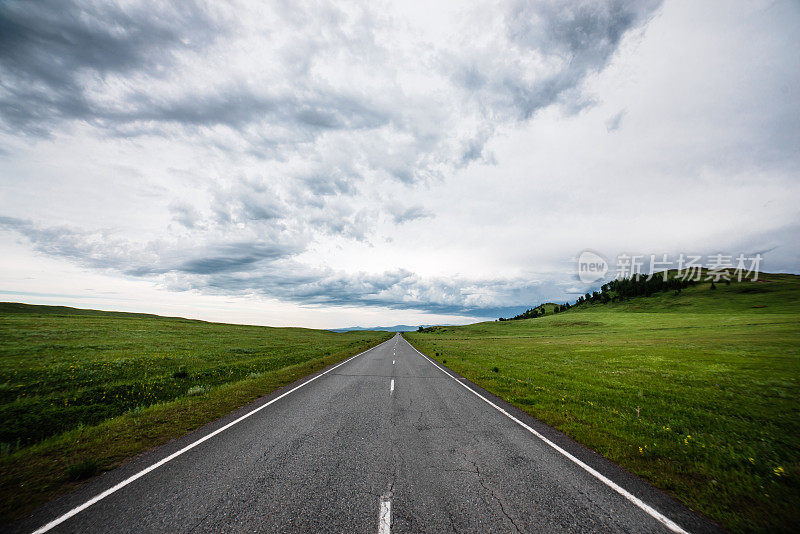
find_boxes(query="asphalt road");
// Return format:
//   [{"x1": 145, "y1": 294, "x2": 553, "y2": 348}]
[{"x1": 13, "y1": 334, "x2": 723, "y2": 533}]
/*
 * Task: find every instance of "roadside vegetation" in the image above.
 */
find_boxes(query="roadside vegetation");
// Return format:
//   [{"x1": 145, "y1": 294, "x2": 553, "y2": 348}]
[
  {"x1": 405, "y1": 273, "x2": 800, "y2": 533},
  {"x1": 0, "y1": 303, "x2": 391, "y2": 522}
]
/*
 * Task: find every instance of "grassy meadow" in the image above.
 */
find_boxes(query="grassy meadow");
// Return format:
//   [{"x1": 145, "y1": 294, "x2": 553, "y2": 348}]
[
  {"x1": 405, "y1": 274, "x2": 800, "y2": 533},
  {"x1": 0, "y1": 303, "x2": 391, "y2": 522}
]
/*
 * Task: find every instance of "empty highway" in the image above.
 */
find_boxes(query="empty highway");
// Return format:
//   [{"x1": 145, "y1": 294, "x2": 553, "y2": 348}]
[{"x1": 13, "y1": 335, "x2": 722, "y2": 533}]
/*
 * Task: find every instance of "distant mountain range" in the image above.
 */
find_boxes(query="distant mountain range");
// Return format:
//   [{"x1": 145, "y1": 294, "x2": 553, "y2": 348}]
[{"x1": 330, "y1": 325, "x2": 447, "y2": 333}]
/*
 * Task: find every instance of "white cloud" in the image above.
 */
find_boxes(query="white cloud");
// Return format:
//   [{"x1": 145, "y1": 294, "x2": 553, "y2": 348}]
[{"x1": 0, "y1": 0, "x2": 797, "y2": 327}]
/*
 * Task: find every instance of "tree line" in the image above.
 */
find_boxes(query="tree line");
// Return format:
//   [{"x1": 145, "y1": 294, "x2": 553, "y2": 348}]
[
  {"x1": 499, "y1": 302, "x2": 572, "y2": 321},
  {"x1": 498, "y1": 273, "x2": 701, "y2": 321}
]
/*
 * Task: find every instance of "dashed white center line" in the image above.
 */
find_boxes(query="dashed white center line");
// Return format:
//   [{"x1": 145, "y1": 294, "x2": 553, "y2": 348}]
[
  {"x1": 378, "y1": 495, "x2": 392, "y2": 534},
  {"x1": 392, "y1": 360, "x2": 395, "y2": 365},
  {"x1": 390, "y1": 379, "x2": 395, "y2": 394}
]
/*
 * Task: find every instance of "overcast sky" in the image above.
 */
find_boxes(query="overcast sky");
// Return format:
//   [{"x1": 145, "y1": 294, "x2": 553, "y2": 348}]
[{"x1": 0, "y1": 0, "x2": 798, "y2": 328}]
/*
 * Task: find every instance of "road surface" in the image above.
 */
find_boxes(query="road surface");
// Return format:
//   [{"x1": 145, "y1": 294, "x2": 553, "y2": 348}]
[{"x1": 13, "y1": 334, "x2": 722, "y2": 533}]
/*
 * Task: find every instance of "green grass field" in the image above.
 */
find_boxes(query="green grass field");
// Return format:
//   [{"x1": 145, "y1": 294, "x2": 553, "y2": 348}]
[
  {"x1": 405, "y1": 274, "x2": 800, "y2": 533},
  {"x1": 0, "y1": 304, "x2": 391, "y2": 522}
]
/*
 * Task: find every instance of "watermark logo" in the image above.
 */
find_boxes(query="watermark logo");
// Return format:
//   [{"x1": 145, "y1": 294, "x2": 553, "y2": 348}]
[
  {"x1": 614, "y1": 253, "x2": 762, "y2": 282},
  {"x1": 577, "y1": 250, "x2": 609, "y2": 283},
  {"x1": 576, "y1": 251, "x2": 763, "y2": 284}
]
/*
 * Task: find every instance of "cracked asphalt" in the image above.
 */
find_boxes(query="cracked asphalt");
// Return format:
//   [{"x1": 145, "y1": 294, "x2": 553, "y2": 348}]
[{"x1": 13, "y1": 334, "x2": 723, "y2": 533}]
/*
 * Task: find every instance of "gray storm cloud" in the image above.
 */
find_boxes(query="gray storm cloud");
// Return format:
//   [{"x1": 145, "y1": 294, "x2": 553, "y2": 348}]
[{"x1": 1, "y1": 0, "x2": 797, "y2": 321}]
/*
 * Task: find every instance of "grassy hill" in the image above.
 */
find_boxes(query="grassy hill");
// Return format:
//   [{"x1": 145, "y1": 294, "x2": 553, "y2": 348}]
[
  {"x1": 0, "y1": 303, "x2": 391, "y2": 522},
  {"x1": 573, "y1": 271, "x2": 799, "y2": 314},
  {"x1": 404, "y1": 273, "x2": 800, "y2": 533},
  {"x1": 0, "y1": 302, "x2": 180, "y2": 319}
]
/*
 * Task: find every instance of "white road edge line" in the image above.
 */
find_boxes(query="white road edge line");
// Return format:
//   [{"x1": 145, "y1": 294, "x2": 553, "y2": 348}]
[
  {"x1": 405, "y1": 339, "x2": 690, "y2": 534},
  {"x1": 390, "y1": 378, "x2": 395, "y2": 393},
  {"x1": 378, "y1": 495, "x2": 392, "y2": 534},
  {"x1": 30, "y1": 339, "x2": 392, "y2": 534}
]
